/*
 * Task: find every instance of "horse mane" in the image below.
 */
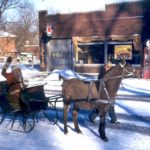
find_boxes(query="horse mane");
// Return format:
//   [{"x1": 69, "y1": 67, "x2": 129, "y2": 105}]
[{"x1": 103, "y1": 64, "x2": 122, "y2": 79}]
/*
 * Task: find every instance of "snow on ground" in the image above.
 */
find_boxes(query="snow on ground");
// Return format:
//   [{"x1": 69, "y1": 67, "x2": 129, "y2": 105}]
[
  {"x1": 120, "y1": 78, "x2": 150, "y2": 96},
  {"x1": 0, "y1": 66, "x2": 150, "y2": 150}
]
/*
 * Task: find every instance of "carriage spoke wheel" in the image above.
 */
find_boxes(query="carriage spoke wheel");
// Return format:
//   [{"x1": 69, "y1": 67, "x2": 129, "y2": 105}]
[
  {"x1": 0, "y1": 111, "x2": 35, "y2": 133},
  {"x1": 0, "y1": 113, "x2": 6, "y2": 125},
  {"x1": 43, "y1": 100, "x2": 59, "y2": 125}
]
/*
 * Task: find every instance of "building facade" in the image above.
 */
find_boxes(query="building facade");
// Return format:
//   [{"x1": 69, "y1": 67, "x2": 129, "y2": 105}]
[
  {"x1": 24, "y1": 41, "x2": 40, "y2": 59},
  {"x1": 0, "y1": 31, "x2": 17, "y2": 60},
  {"x1": 39, "y1": 1, "x2": 149, "y2": 73}
]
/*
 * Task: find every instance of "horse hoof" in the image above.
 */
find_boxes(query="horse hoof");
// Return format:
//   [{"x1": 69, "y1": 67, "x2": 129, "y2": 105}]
[
  {"x1": 64, "y1": 132, "x2": 68, "y2": 135},
  {"x1": 100, "y1": 135, "x2": 109, "y2": 142},
  {"x1": 77, "y1": 130, "x2": 82, "y2": 134},
  {"x1": 64, "y1": 130, "x2": 68, "y2": 135},
  {"x1": 111, "y1": 120, "x2": 120, "y2": 124}
]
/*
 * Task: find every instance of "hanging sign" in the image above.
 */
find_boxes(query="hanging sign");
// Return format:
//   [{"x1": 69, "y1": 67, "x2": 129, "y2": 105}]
[{"x1": 114, "y1": 45, "x2": 132, "y2": 59}]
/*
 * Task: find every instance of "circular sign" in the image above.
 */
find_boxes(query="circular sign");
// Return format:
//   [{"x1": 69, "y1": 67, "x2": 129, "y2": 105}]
[
  {"x1": 46, "y1": 25, "x2": 53, "y2": 37},
  {"x1": 146, "y1": 39, "x2": 150, "y2": 48}
]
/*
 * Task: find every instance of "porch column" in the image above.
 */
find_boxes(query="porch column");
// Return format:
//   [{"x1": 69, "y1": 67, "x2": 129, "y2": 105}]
[{"x1": 104, "y1": 40, "x2": 108, "y2": 64}]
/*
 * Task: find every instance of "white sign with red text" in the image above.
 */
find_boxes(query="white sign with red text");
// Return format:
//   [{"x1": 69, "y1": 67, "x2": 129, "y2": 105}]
[{"x1": 46, "y1": 25, "x2": 53, "y2": 37}]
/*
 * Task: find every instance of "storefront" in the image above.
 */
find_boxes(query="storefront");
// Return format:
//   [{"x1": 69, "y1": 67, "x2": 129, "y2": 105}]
[
  {"x1": 39, "y1": 1, "x2": 147, "y2": 74},
  {"x1": 72, "y1": 35, "x2": 142, "y2": 73}
]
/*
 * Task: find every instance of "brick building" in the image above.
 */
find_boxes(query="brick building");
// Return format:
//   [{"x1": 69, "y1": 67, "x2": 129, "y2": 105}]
[
  {"x1": 39, "y1": 1, "x2": 149, "y2": 73},
  {"x1": 24, "y1": 41, "x2": 40, "y2": 59},
  {"x1": 0, "y1": 31, "x2": 17, "y2": 59}
]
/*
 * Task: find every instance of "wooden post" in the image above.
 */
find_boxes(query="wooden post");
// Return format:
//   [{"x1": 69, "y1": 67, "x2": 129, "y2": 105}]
[{"x1": 40, "y1": 43, "x2": 46, "y2": 71}]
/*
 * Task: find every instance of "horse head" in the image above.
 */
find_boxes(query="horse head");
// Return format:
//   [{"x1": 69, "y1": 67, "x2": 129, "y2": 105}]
[
  {"x1": 120, "y1": 63, "x2": 142, "y2": 79},
  {"x1": 101, "y1": 62, "x2": 142, "y2": 100}
]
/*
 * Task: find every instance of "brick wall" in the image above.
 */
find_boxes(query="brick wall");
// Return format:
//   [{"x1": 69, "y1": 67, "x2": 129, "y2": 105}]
[
  {"x1": 39, "y1": 1, "x2": 144, "y2": 38},
  {"x1": 0, "y1": 37, "x2": 17, "y2": 58}
]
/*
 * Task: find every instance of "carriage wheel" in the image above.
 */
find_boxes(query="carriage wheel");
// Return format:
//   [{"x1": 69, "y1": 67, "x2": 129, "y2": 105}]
[
  {"x1": 42, "y1": 100, "x2": 59, "y2": 125},
  {"x1": 0, "y1": 113, "x2": 6, "y2": 125},
  {"x1": 0, "y1": 111, "x2": 35, "y2": 133},
  {"x1": 11, "y1": 113, "x2": 36, "y2": 133}
]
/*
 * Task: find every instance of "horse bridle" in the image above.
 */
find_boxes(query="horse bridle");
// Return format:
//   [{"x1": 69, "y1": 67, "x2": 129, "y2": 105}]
[
  {"x1": 121, "y1": 63, "x2": 136, "y2": 78},
  {"x1": 95, "y1": 63, "x2": 136, "y2": 104},
  {"x1": 87, "y1": 63, "x2": 136, "y2": 106}
]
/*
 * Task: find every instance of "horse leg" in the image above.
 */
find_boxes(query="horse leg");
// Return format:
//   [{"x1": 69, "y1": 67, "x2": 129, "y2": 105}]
[
  {"x1": 98, "y1": 110, "x2": 109, "y2": 142},
  {"x1": 109, "y1": 104, "x2": 117, "y2": 123},
  {"x1": 72, "y1": 104, "x2": 82, "y2": 134},
  {"x1": 63, "y1": 101, "x2": 70, "y2": 134}
]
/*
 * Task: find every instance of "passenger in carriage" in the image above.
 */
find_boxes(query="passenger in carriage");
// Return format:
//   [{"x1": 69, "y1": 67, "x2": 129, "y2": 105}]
[
  {"x1": 89, "y1": 61, "x2": 118, "y2": 123},
  {"x1": 1, "y1": 56, "x2": 25, "y2": 112}
]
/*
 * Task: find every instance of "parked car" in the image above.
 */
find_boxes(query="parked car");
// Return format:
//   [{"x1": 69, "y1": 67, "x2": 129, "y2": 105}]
[
  {"x1": 0, "y1": 57, "x2": 7, "y2": 63},
  {"x1": 16, "y1": 53, "x2": 40, "y2": 64}
]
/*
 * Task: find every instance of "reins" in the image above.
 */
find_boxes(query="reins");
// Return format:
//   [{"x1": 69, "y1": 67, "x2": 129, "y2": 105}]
[{"x1": 88, "y1": 63, "x2": 135, "y2": 106}]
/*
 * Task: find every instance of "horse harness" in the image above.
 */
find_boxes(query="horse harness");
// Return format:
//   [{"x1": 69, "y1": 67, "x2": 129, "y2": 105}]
[
  {"x1": 86, "y1": 80, "x2": 114, "y2": 107},
  {"x1": 87, "y1": 63, "x2": 135, "y2": 105}
]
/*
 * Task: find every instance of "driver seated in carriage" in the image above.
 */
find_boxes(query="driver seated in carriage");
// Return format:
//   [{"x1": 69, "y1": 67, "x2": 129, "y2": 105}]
[
  {"x1": 1, "y1": 56, "x2": 26, "y2": 112},
  {"x1": 0, "y1": 57, "x2": 49, "y2": 133}
]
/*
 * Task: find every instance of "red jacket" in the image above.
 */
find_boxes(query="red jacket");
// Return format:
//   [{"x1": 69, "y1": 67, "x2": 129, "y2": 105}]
[{"x1": 1, "y1": 66, "x2": 24, "y2": 109}]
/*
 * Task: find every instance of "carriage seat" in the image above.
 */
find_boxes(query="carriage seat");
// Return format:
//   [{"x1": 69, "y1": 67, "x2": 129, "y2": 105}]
[{"x1": 20, "y1": 84, "x2": 48, "y2": 114}]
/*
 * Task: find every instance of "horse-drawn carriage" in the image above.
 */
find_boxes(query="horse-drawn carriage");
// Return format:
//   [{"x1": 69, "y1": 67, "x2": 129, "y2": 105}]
[
  {"x1": 0, "y1": 61, "x2": 141, "y2": 142},
  {"x1": 0, "y1": 81, "x2": 61, "y2": 133}
]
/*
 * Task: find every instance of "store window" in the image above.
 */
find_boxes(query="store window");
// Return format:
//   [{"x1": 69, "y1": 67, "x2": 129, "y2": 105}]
[
  {"x1": 75, "y1": 41, "x2": 141, "y2": 65},
  {"x1": 127, "y1": 49, "x2": 141, "y2": 65},
  {"x1": 107, "y1": 44, "x2": 141, "y2": 65},
  {"x1": 78, "y1": 44, "x2": 104, "y2": 64}
]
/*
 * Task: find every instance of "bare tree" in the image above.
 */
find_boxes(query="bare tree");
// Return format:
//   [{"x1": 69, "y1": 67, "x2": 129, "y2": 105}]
[
  {"x1": 0, "y1": 0, "x2": 21, "y2": 31},
  {"x1": 0, "y1": 0, "x2": 20, "y2": 17},
  {"x1": 7, "y1": 1, "x2": 38, "y2": 51}
]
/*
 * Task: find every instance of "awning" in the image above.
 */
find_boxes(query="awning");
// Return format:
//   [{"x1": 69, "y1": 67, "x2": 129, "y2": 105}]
[
  {"x1": 72, "y1": 36, "x2": 105, "y2": 52},
  {"x1": 72, "y1": 34, "x2": 142, "y2": 53},
  {"x1": 107, "y1": 34, "x2": 142, "y2": 51}
]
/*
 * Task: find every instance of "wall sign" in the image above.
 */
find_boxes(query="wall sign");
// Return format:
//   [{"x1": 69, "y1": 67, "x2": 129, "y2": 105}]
[
  {"x1": 46, "y1": 25, "x2": 54, "y2": 37},
  {"x1": 114, "y1": 45, "x2": 132, "y2": 59}
]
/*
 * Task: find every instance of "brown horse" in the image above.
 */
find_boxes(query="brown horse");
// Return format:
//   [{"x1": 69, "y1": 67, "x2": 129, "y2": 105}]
[{"x1": 62, "y1": 62, "x2": 141, "y2": 142}]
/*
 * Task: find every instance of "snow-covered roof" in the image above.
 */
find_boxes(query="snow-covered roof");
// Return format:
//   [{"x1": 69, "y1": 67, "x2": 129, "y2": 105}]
[{"x1": 0, "y1": 31, "x2": 16, "y2": 38}]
